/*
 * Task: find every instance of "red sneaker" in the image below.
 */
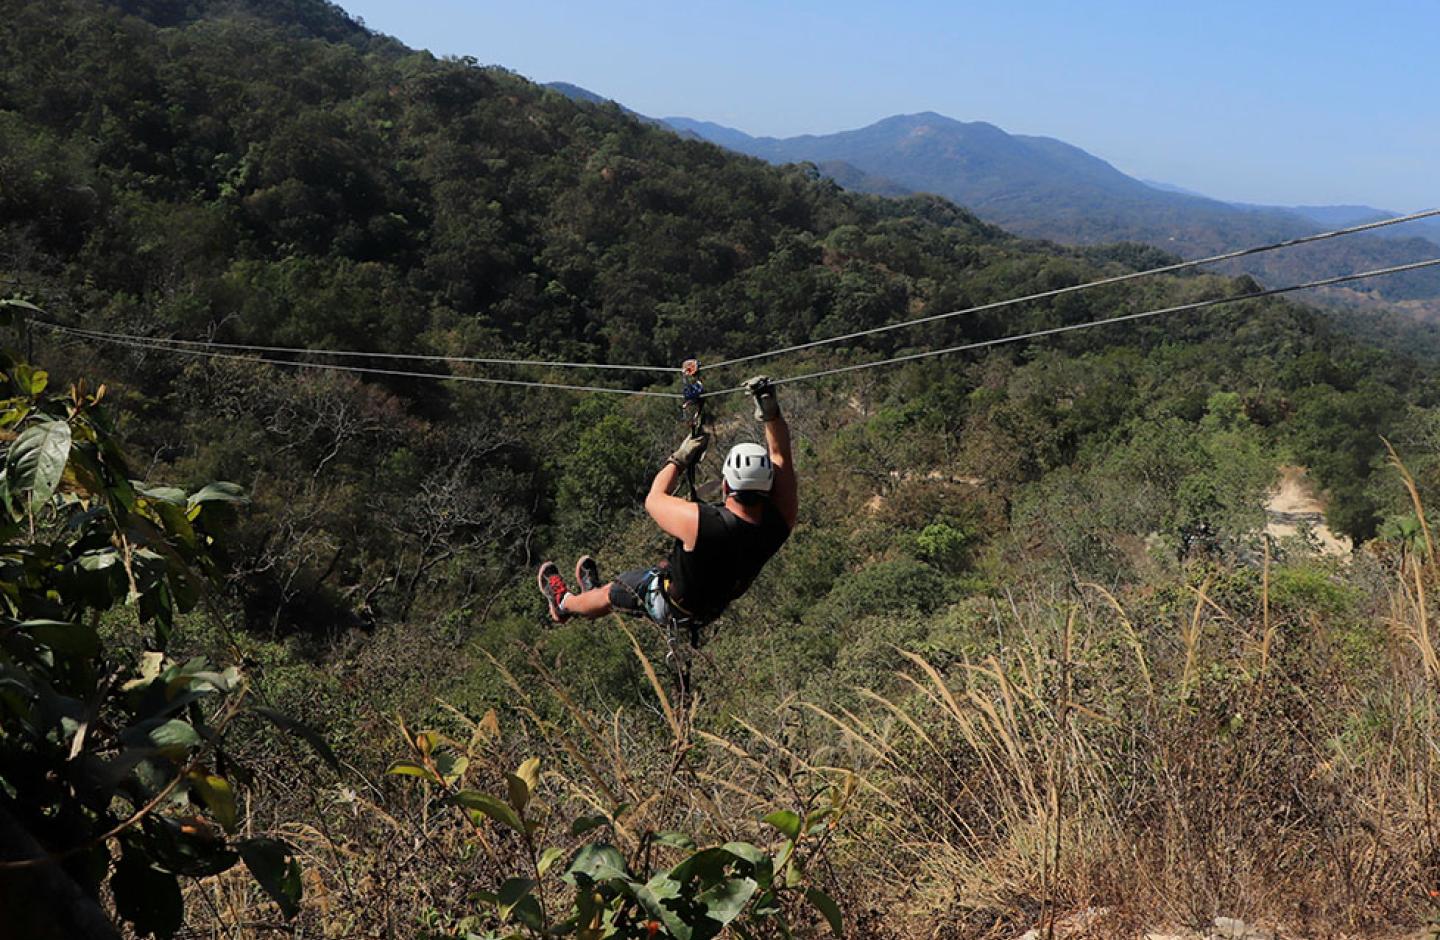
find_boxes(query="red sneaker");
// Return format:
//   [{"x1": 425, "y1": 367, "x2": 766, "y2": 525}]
[
  {"x1": 537, "y1": 561, "x2": 571, "y2": 623},
  {"x1": 575, "y1": 555, "x2": 602, "y2": 593}
]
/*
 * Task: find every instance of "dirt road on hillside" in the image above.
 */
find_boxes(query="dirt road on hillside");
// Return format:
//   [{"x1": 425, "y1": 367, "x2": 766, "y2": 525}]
[{"x1": 1265, "y1": 466, "x2": 1351, "y2": 556}]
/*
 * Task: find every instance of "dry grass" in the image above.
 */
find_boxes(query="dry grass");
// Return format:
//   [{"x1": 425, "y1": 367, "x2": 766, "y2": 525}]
[
  {"x1": 176, "y1": 459, "x2": 1440, "y2": 939},
  {"x1": 809, "y1": 455, "x2": 1440, "y2": 938}
]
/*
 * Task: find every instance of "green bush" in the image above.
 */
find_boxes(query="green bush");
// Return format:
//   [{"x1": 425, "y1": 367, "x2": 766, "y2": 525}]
[
  {"x1": 556, "y1": 408, "x2": 650, "y2": 544},
  {"x1": 387, "y1": 747, "x2": 849, "y2": 939},
  {"x1": 0, "y1": 334, "x2": 308, "y2": 938},
  {"x1": 805, "y1": 558, "x2": 948, "y2": 631},
  {"x1": 1269, "y1": 564, "x2": 1360, "y2": 617},
  {"x1": 913, "y1": 520, "x2": 973, "y2": 573}
]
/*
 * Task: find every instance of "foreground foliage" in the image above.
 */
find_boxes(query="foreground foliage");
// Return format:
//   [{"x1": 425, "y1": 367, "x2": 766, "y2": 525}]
[
  {"x1": 0, "y1": 327, "x2": 300, "y2": 939},
  {"x1": 390, "y1": 729, "x2": 848, "y2": 939}
]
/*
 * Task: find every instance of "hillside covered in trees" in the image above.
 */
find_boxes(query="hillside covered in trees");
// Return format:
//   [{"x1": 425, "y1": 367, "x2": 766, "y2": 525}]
[{"x1": 5, "y1": 1, "x2": 1440, "y2": 938}]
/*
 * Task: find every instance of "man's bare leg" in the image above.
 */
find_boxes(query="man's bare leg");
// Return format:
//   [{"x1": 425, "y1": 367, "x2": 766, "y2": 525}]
[{"x1": 562, "y1": 585, "x2": 613, "y2": 619}]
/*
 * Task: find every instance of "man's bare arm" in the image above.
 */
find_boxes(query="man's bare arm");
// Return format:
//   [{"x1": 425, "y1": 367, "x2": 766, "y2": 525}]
[
  {"x1": 645, "y1": 462, "x2": 701, "y2": 549},
  {"x1": 743, "y1": 376, "x2": 798, "y2": 529},
  {"x1": 765, "y1": 415, "x2": 798, "y2": 529}
]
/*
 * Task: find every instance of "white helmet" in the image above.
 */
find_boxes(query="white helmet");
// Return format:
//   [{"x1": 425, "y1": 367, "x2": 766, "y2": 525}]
[{"x1": 723, "y1": 442, "x2": 773, "y2": 492}]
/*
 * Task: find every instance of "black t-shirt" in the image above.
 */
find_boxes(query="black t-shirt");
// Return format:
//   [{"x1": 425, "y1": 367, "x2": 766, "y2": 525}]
[{"x1": 666, "y1": 501, "x2": 791, "y2": 621}]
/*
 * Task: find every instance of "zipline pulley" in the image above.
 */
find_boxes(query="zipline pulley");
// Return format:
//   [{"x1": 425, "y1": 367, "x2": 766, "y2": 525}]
[
  {"x1": 680, "y1": 357, "x2": 704, "y2": 430},
  {"x1": 677, "y1": 357, "x2": 709, "y2": 506}
]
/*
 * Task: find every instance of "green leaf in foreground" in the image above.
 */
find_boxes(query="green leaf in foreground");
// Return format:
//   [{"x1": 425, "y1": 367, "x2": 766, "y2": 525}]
[
  {"x1": 806, "y1": 886, "x2": 844, "y2": 937},
  {"x1": 253, "y1": 706, "x2": 341, "y2": 772},
  {"x1": 636, "y1": 874, "x2": 690, "y2": 940},
  {"x1": 537, "y1": 845, "x2": 566, "y2": 876},
  {"x1": 23, "y1": 619, "x2": 99, "y2": 657},
  {"x1": 238, "y1": 837, "x2": 303, "y2": 919},
  {"x1": 187, "y1": 481, "x2": 248, "y2": 507},
  {"x1": 697, "y1": 875, "x2": 758, "y2": 929},
  {"x1": 496, "y1": 876, "x2": 535, "y2": 915},
  {"x1": 452, "y1": 789, "x2": 524, "y2": 832},
  {"x1": 134, "y1": 718, "x2": 201, "y2": 755},
  {"x1": 189, "y1": 771, "x2": 239, "y2": 833},
  {"x1": 386, "y1": 759, "x2": 434, "y2": 780},
  {"x1": 7, "y1": 419, "x2": 71, "y2": 515},
  {"x1": 565, "y1": 842, "x2": 629, "y2": 885},
  {"x1": 654, "y1": 830, "x2": 697, "y2": 850},
  {"x1": 0, "y1": 299, "x2": 40, "y2": 331},
  {"x1": 762, "y1": 809, "x2": 802, "y2": 841},
  {"x1": 13, "y1": 363, "x2": 47, "y2": 396},
  {"x1": 570, "y1": 814, "x2": 608, "y2": 836}
]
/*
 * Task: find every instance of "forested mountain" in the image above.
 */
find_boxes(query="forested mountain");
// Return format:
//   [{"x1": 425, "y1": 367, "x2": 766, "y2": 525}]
[
  {"x1": 546, "y1": 85, "x2": 914, "y2": 196},
  {"x1": 658, "y1": 111, "x2": 1440, "y2": 312},
  {"x1": 6, "y1": 1, "x2": 1440, "y2": 937},
  {"x1": 113, "y1": 0, "x2": 371, "y2": 38}
]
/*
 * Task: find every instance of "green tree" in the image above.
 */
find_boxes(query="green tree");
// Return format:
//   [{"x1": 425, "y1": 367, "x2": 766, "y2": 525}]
[
  {"x1": 556, "y1": 403, "x2": 651, "y2": 544},
  {"x1": 0, "y1": 310, "x2": 307, "y2": 938}
]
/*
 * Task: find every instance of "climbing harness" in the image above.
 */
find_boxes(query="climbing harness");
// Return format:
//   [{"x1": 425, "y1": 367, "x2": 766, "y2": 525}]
[
  {"x1": 611, "y1": 563, "x2": 707, "y2": 696},
  {"x1": 657, "y1": 571, "x2": 706, "y2": 677}
]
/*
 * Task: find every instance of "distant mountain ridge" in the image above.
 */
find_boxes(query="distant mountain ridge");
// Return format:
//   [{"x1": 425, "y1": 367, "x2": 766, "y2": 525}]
[
  {"x1": 673, "y1": 111, "x2": 1178, "y2": 211},
  {"x1": 658, "y1": 110, "x2": 1435, "y2": 248},
  {"x1": 645, "y1": 108, "x2": 1440, "y2": 312},
  {"x1": 551, "y1": 85, "x2": 1436, "y2": 241}
]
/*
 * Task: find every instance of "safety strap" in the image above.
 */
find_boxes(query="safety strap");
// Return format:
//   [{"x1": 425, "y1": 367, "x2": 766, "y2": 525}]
[
  {"x1": 680, "y1": 358, "x2": 705, "y2": 503},
  {"x1": 684, "y1": 461, "x2": 700, "y2": 504}
]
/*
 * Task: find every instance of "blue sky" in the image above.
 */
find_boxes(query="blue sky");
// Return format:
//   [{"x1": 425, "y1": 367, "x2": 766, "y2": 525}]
[{"x1": 339, "y1": 1, "x2": 1437, "y2": 210}]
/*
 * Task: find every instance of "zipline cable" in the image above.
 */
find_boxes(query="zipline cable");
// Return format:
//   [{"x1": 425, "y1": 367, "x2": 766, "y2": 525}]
[
  {"x1": 40, "y1": 259, "x2": 1440, "y2": 400},
  {"x1": 36, "y1": 321, "x2": 675, "y2": 373},
  {"x1": 15, "y1": 209, "x2": 1437, "y2": 379},
  {"x1": 703, "y1": 206, "x2": 1440, "y2": 372},
  {"x1": 17, "y1": 209, "x2": 1437, "y2": 379},
  {"x1": 34, "y1": 322, "x2": 682, "y2": 398},
  {"x1": 707, "y1": 257, "x2": 1440, "y2": 394}
]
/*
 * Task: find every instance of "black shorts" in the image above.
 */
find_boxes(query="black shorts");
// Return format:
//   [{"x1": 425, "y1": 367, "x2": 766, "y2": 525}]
[{"x1": 609, "y1": 566, "x2": 671, "y2": 624}]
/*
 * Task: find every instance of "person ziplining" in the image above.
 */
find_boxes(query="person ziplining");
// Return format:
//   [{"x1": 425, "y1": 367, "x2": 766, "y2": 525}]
[{"x1": 538, "y1": 376, "x2": 797, "y2": 630}]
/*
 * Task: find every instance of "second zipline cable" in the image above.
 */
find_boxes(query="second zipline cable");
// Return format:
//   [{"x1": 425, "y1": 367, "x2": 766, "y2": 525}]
[
  {"x1": 708, "y1": 257, "x2": 1440, "y2": 394},
  {"x1": 32, "y1": 260, "x2": 1440, "y2": 399},
  {"x1": 42, "y1": 258, "x2": 1440, "y2": 398},
  {"x1": 30, "y1": 207, "x2": 1440, "y2": 380},
  {"x1": 34, "y1": 322, "x2": 683, "y2": 398},
  {"x1": 704, "y1": 206, "x2": 1440, "y2": 373},
  {"x1": 43, "y1": 321, "x2": 675, "y2": 373}
]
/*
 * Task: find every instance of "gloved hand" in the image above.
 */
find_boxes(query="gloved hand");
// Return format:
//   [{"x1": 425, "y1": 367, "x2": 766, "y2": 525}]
[
  {"x1": 668, "y1": 429, "x2": 709, "y2": 469},
  {"x1": 744, "y1": 375, "x2": 780, "y2": 422}
]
